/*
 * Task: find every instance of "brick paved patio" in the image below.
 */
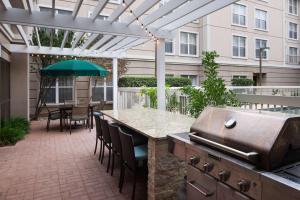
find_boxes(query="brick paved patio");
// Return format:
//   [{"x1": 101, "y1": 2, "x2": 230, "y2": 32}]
[{"x1": 0, "y1": 120, "x2": 147, "y2": 200}]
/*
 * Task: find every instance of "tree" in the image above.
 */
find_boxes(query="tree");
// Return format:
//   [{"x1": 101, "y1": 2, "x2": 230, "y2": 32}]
[{"x1": 182, "y1": 51, "x2": 239, "y2": 117}]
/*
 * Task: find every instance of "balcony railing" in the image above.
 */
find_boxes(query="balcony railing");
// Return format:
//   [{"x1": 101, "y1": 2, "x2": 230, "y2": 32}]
[
  {"x1": 286, "y1": 55, "x2": 300, "y2": 65},
  {"x1": 118, "y1": 86, "x2": 300, "y2": 116}
]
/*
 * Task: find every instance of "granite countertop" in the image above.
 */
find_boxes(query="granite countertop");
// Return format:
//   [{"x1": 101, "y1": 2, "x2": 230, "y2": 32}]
[{"x1": 101, "y1": 108, "x2": 195, "y2": 140}]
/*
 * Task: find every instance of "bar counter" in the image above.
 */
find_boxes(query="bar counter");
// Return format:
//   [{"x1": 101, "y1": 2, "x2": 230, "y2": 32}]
[{"x1": 101, "y1": 108, "x2": 195, "y2": 200}]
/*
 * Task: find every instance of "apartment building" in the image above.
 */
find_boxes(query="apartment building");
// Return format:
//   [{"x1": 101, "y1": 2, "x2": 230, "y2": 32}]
[{"x1": 126, "y1": 0, "x2": 300, "y2": 86}]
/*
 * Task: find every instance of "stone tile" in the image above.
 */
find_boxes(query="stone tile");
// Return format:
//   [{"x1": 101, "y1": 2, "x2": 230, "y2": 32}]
[{"x1": 0, "y1": 120, "x2": 146, "y2": 200}]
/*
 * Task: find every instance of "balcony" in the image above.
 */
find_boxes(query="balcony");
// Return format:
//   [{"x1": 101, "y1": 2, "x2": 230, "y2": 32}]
[{"x1": 286, "y1": 55, "x2": 300, "y2": 65}]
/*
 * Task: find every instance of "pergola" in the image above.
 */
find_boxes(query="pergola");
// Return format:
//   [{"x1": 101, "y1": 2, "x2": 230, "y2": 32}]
[{"x1": 0, "y1": 0, "x2": 237, "y2": 110}]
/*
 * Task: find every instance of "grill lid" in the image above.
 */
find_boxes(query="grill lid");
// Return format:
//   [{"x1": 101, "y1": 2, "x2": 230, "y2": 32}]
[{"x1": 189, "y1": 107, "x2": 300, "y2": 170}]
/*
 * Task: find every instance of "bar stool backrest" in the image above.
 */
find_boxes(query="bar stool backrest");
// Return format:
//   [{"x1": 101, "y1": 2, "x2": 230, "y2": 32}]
[
  {"x1": 94, "y1": 115, "x2": 103, "y2": 138},
  {"x1": 119, "y1": 128, "x2": 136, "y2": 171},
  {"x1": 100, "y1": 118, "x2": 111, "y2": 143},
  {"x1": 108, "y1": 123, "x2": 122, "y2": 154}
]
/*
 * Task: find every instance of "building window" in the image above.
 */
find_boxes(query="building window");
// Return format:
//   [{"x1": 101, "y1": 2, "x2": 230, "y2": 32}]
[
  {"x1": 180, "y1": 32, "x2": 198, "y2": 56},
  {"x1": 233, "y1": 75, "x2": 247, "y2": 79},
  {"x1": 255, "y1": 9, "x2": 267, "y2": 30},
  {"x1": 91, "y1": 77, "x2": 113, "y2": 102},
  {"x1": 289, "y1": 47, "x2": 298, "y2": 64},
  {"x1": 165, "y1": 39, "x2": 174, "y2": 54},
  {"x1": 289, "y1": 0, "x2": 298, "y2": 15},
  {"x1": 46, "y1": 77, "x2": 74, "y2": 104},
  {"x1": 233, "y1": 35, "x2": 246, "y2": 58},
  {"x1": 232, "y1": 4, "x2": 246, "y2": 26},
  {"x1": 289, "y1": 22, "x2": 298, "y2": 39},
  {"x1": 255, "y1": 39, "x2": 268, "y2": 59},
  {"x1": 181, "y1": 75, "x2": 198, "y2": 86}
]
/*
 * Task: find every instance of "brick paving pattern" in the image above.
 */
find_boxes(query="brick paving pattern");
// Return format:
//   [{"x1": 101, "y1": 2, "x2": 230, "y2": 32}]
[{"x1": 0, "y1": 120, "x2": 147, "y2": 200}]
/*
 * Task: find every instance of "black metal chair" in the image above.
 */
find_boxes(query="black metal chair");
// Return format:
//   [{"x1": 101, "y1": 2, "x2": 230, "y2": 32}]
[
  {"x1": 108, "y1": 123, "x2": 122, "y2": 176},
  {"x1": 44, "y1": 103, "x2": 61, "y2": 132},
  {"x1": 94, "y1": 114, "x2": 104, "y2": 160},
  {"x1": 119, "y1": 128, "x2": 148, "y2": 200},
  {"x1": 99, "y1": 118, "x2": 112, "y2": 173}
]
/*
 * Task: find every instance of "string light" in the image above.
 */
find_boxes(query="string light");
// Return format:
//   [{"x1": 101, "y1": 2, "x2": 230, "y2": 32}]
[{"x1": 122, "y1": 1, "x2": 157, "y2": 41}]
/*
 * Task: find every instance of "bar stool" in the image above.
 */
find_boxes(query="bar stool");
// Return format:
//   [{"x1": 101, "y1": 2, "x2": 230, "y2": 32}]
[
  {"x1": 94, "y1": 114, "x2": 103, "y2": 160},
  {"x1": 119, "y1": 128, "x2": 148, "y2": 200},
  {"x1": 108, "y1": 123, "x2": 122, "y2": 176},
  {"x1": 99, "y1": 118, "x2": 112, "y2": 173}
]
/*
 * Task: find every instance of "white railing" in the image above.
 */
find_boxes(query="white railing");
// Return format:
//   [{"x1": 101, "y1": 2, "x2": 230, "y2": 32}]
[{"x1": 118, "y1": 86, "x2": 300, "y2": 115}]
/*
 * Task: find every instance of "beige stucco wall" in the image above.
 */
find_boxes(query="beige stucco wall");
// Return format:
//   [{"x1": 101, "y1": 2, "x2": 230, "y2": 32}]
[{"x1": 10, "y1": 53, "x2": 29, "y2": 120}]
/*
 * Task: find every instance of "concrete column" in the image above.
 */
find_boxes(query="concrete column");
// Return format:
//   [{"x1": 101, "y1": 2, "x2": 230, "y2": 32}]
[
  {"x1": 155, "y1": 38, "x2": 166, "y2": 110},
  {"x1": 10, "y1": 53, "x2": 29, "y2": 120},
  {"x1": 113, "y1": 58, "x2": 118, "y2": 110}
]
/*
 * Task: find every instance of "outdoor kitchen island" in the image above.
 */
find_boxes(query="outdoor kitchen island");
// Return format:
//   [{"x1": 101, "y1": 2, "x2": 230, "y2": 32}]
[{"x1": 101, "y1": 108, "x2": 195, "y2": 200}]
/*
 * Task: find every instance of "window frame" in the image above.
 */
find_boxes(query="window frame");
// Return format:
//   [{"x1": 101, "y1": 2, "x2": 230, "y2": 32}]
[
  {"x1": 288, "y1": 0, "x2": 298, "y2": 16},
  {"x1": 288, "y1": 46, "x2": 299, "y2": 65},
  {"x1": 231, "y1": 3, "x2": 247, "y2": 27},
  {"x1": 232, "y1": 34, "x2": 247, "y2": 59},
  {"x1": 180, "y1": 75, "x2": 198, "y2": 86},
  {"x1": 45, "y1": 78, "x2": 75, "y2": 105},
  {"x1": 254, "y1": 8, "x2": 268, "y2": 31},
  {"x1": 254, "y1": 38, "x2": 269, "y2": 60},
  {"x1": 179, "y1": 30, "x2": 199, "y2": 57},
  {"x1": 288, "y1": 22, "x2": 298, "y2": 40},
  {"x1": 90, "y1": 77, "x2": 113, "y2": 103},
  {"x1": 165, "y1": 38, "x2": 175, "y2": 55}
]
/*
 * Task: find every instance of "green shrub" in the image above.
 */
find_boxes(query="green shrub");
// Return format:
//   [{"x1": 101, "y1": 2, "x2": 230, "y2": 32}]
[
  {"x1": 182, "y1": 51, "x2": 239, "y2": 117},
  {"x1": 0, "y1": 127, "x2": 25, "y2": 146},
  {"x1": 3, "y1": 117, "x2": 30, "y2": 133},
  {"x1": 118, "y1": 76, "x2": 192, "y2": 87},
  {"x1": 0, "y1": 117, "x2": 29, "y2": 146},
  {"x1": 231, "y1": 78, "x2": 254, "y2": 86}
]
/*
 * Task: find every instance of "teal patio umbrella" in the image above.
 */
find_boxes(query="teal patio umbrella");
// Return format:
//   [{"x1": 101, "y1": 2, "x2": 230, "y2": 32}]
[{"x1": 40, "y1": 59, "x2": 109, "y2": 77}]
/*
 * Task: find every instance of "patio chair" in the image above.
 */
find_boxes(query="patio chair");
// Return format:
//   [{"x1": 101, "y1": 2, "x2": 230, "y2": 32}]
[
  {"x1": 99, "y1": 118, "x2": 112, "y2": 173},
  {"x1": 68, "y1": 106, "x2": 90, "y2": 134},
  {"x1": 44, "y1": 103, "x2": 61, "y2": 132},
  {"x1": 119, "y1": 128, "x2": 148, "y2": 200},
  {"x1": 94, "y1": 114, "x2": 104, "y2": 160},
  {"x1": 108, "y1": 123, "x2": 122, "y2": 176}
]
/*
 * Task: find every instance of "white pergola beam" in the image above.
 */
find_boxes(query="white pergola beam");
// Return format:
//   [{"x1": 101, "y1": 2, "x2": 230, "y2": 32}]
[
  {"x1": 164, "y1": 0, "x2": 239, "y2": 30},
  {"x1": 108, "y1": 0, "x2": 135, "y2": 23},
  {"x1": 108, "y1": 37, "x2": 137, "y2": 51},
  {"x1": 151, "y1": 0, "x2": 213, "y2": 29},
  {"x1": 10, "y1": 44, "x2": 123, "y2": 58},
  {"x1": 156, "y1": 38, "x2": 166, "y2": 110},
  {"x1": 72, "y1": 32, "x2": 84, "y2": 49},
  {"x1": 142, "y1": 0, "x2": 188, "y2": 26},
  {"x1": 1, "y1": 0, "x2": 12, "y2": 9},
  {"x1": 0, "y1": 8, "x2": 171, "y2": 38},
  {"x1": 1, "y1": 24, "x2": 15, "y2": 39},
  {"x1": 16, "y1": 25, "x2": 30, "y2": 47},
  {"x1": 25, "y1": 0, "x2": 34, "y2": 14},
  {"x1": 89, "y1": 35, "x2": 112, "y2": 51},
  {"x1": 61, "y1": 30, "x2": 69, "y2": 49},
  {"x1": 90, "y1": 0, "x2": 108, "y2": 21},
  {"x1": 123, "y1": 0, "x2": 160, "y2": 25},
  {"x1": 52, "y1": 0, "x2": 55, "y2": 15},
  {"x1": 81, "y1": 33, "x2": 98, "y2": 49},
  {"x1": 120, "y1": 38, "x2": 148, "y2": 51},
  {"x1": 34, "y1": 27, "x2": 41, "y2": 47},
  {"x1": 72, "y1": 0, "x2": 84, "y2": 19},
  {"x1": 98, "y1": 36, "x2": 125, "y2": 52}
]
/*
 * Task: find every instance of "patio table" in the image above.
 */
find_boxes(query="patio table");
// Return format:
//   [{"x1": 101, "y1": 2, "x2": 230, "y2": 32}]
[
  {"x1": 59, "y1": 104, "x2": 97, "y2": 132},
  {"x1": 101, "y1": 108, "x2": 195, "y2": 200}
]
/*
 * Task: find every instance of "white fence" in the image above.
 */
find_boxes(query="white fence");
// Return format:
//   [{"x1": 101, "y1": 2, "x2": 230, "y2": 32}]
[{"x1": 118, "y1": 86, "x2": 300, "y2": 115}]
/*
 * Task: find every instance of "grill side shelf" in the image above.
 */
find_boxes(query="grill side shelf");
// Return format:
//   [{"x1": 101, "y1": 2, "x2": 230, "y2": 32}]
[{"x1": 189, "y1": 132, "x2": 260, "y2": 164}]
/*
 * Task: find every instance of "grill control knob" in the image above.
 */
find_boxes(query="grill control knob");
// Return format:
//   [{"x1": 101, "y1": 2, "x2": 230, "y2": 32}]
[
  {"x1": 203, "y1": 163, "x2": 214, "y2": 173},
  {"x1": 237, "y1": 179, "x2": 251, "y2": 192},
  {"x1": 189, "y1": 156, "x2": 200, "y2": 166},
  {"x1": 218, "y1": 170, "x2": 230, "y2": 182}
]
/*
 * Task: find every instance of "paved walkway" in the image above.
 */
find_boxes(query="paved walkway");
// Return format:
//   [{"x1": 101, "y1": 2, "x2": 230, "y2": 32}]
[{"x1": 0, "y1": 120, "x2": 146, "y2": 200}]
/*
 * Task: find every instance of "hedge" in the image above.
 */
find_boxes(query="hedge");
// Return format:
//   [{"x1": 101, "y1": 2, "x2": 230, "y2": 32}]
[
  {"x1": 231, "y1": 78, "x2": 254, "y2": 86},
  {"x1": 118, "y1": 76, "x2": 192, "y2": 87},
  {"x1": 0, "y1": 117, "x2": 30, "y2": 146}
]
